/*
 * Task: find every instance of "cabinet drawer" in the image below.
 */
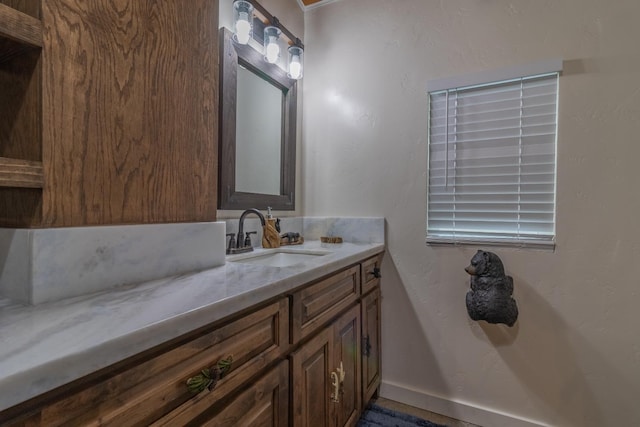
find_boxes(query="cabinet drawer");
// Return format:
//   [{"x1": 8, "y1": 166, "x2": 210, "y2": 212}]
[
  {"x1": 361, "y1": 254, "x2": 383, "y2": 295},
  {"x1": 291, "y1": 265, "x2": 360, "y2": 344},
  {"x1": 11, "y1": 298, "x2": 289, "y2": 427},
  {"x1": 194, "y1": 360, "x2": 289, "y2": 427}
]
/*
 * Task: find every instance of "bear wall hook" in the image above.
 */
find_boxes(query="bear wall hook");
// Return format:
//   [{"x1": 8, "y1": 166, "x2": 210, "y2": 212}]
[{"x1": 464, "y1": 250, "x2": 518, "y2": 327}]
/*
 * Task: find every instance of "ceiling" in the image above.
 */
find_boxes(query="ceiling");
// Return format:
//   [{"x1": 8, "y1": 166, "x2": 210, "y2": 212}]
[{"x1": 298, "y1": 0, "x2": 334, "y2": 9}]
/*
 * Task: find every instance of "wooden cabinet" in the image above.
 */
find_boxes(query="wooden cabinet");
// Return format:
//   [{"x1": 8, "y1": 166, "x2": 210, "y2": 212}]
[
  {"x1": 361, "y1": 253, "x2": 383, "y2": 296},
  {"x1": 2, "y1": 298, "x2": 289, "y2": 426},
  {"x1": 0, "y1": 1, "x2": 44, "y2": 227},
  {"x1": 361, "y1": 287, "x2": 381, "y2": 404},
  {"x1": 0, "y1": 253, "x2": 384, "y2": 426},
  {"x1": 291, "y1": 265, "x2": 360, "y2": 344},
  {"x1": 332, "y1": 304, "x2": 362, "y2": 427},
  {"x1": 159, "y1": 360, "x2": 289, "y2": 427},
  {"x1": 360, "y1": 254, "x2": 383, "y2": 404},
  {"x1": 291, "y1": 304, "x2": 361, "y2": 427},
  {"x1": 0, "y1": 0, "x2": 219, "y2": 227},
  {"x1": 291, "y1": 325, "x2": 333, "y2": 426}
]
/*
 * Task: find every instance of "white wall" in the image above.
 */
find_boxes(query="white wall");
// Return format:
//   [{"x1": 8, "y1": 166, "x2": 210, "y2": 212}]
[{"x1": 303, "y1": 1, "x2": 640, "y2": 426}]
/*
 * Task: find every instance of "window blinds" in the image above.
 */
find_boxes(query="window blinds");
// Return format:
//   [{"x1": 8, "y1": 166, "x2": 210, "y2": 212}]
[{"x1": 427, "y1": 73, "x2": 558, "y2": 246}]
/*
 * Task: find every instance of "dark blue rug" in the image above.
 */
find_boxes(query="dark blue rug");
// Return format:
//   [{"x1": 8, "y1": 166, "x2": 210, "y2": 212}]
[{"x1": 357, "y1": 403, "x2": 447, "y2": 427}]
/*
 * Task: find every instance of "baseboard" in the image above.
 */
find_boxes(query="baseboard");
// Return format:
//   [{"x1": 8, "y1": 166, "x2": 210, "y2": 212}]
[{"x1": 380, "y1": 380, "x2": 548, "y2": 427}]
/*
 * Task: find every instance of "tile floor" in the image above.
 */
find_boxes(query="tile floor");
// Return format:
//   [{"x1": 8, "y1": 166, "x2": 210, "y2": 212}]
[{"x1": 374, "y1": 397, "x2": 482, "y2": 427}]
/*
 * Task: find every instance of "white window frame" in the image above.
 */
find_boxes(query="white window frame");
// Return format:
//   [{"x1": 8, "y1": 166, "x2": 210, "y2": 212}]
[{"x1": 426, "y1": 59, "x2": 562, "y2": 248}]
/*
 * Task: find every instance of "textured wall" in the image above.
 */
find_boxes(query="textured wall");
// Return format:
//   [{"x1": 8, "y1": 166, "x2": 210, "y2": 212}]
[{"x1": 303, "y1": 1, "x2": 640, "y2": 426}]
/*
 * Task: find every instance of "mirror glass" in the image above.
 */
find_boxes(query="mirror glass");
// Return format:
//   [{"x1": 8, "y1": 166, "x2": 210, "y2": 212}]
[
  {"x1": 235, "y1": 65, "x2": 282, "y2": 195},
  {"x1": 219, "y1": 27, "x2": 297, "y2": 211}
]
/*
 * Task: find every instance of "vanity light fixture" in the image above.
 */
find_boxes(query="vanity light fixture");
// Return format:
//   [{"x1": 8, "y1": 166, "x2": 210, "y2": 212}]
[
  {"x1": 231, "y1": 0, "x2": 304, "y2": 79},
  {"x1": 263, "y1": 25, "x2": 282, "y2": 64},
  {"x1": 232, "y1": 0, "x2": 253, "y2": 45},
  {"x1": 287, "y1": 42, "x2": 304, "y2": 80}
]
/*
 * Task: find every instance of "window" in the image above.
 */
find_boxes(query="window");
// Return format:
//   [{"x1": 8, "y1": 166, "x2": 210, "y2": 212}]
[{"x1": 427, "y1": 60, "x2": 561, "y2": 247}]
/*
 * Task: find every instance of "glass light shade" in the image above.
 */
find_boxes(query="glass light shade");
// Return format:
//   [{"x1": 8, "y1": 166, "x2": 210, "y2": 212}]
[
  {"x1": 233, "y1": 0, "x2": 253, "y2": 45},
  {"x1": 263, "y1": 26, "x2": 282, "y2": 64},
  {"x1": 287, "y1": 45, "x2": 303, "y2": 80}
]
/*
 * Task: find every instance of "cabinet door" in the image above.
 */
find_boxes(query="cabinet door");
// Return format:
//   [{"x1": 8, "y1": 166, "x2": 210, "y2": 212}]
[
  {"x1": 333, "y1": 304, "x2": 362, "y2": 427},
  {"x1": 361, "y1": 287, "x2": 381, "y2": 405},
  {"x1": 291, "y1": 304, "x2": 363, "y2": 427},
  {"x1": 291, "y1": 327, "x2": 333, "y2": 427}
]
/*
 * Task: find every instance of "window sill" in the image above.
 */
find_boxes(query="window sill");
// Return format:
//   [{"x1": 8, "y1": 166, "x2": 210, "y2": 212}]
[{"x1": 426, "y1": 237, "x2": 555, "y2": 251}]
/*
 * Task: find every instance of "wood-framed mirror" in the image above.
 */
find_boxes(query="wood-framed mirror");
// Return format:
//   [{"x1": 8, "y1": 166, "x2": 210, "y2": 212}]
[{"x1": 218, "y1": 27, "x2": 297, "y2": 211}]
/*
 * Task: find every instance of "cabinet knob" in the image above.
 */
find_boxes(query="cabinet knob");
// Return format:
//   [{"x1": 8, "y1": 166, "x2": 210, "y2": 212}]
[{"x1": 369, "y1": 267, "x2": 381, "y2": 279}]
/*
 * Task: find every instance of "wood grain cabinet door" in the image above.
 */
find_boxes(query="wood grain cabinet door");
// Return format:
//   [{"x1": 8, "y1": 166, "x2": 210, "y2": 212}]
[
  {"x1": 333, "y1": 304, "x2": 362, "y2": 427},
  {"x1": 291, "y1": 327, "x2": 334, "y2": 427},
  {"x1": 291, "y1": 304, "x2": 363, "y2": 427},
  {"x1": 361, "y1": 287, "x2": 381, "y2": 405}
]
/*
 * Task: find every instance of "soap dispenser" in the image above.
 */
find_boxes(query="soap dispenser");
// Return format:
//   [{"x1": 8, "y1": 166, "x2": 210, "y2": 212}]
[{"x1": 262, "y1": 207, "x2": 281, "y2": 248}]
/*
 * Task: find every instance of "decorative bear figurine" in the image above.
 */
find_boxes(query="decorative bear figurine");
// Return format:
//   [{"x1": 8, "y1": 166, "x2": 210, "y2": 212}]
[{"x1": 464, "y1": 250, "x2": 518, "y2": 327}]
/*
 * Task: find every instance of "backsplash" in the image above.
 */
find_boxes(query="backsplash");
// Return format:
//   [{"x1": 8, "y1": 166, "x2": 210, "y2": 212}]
[
  {"x1": 0, "y1": 217, "x2": 384, "y2": 306},
  {"x1": 0, "y1": 222, "x2": 226, "y2": 305},
  {"x1": 223, "y1": 216, "x2": 385, "y2": 247},
  {"x1": 302, "y1": 217, "x2": 385, "y2": 244}
]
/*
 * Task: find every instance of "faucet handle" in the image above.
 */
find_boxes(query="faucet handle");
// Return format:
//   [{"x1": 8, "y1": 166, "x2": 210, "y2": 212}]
[
  {"x1": 244, "y1": 231, "x2": 257, "y2": 247},
  {"x1": 226, "y1": 233, "x2": 236, "y2": 253}
]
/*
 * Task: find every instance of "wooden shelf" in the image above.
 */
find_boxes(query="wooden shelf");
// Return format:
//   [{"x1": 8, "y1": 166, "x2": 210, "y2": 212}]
[
  {"x1": 0, "y1": 157, "x2": 43, "y2": 188},
  {"x1": 0, "y1": 3, "x2": 42, "y2": 48}
]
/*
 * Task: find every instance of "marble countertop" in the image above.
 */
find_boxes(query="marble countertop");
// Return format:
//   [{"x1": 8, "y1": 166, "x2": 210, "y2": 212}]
[{"x1": 0, "y1": 241, "x2": 384, "y2": 413}]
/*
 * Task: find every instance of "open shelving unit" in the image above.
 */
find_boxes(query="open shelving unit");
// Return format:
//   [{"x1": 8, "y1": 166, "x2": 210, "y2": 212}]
[
  {"x1": 0, "y1": 156, "x2": 43, "y2": 187},
  {"x1": 0, "y1": 1, "x2": 43, "y2": 188},
  {"x1": 0, "y1": 1, "x2": 43, "y2": 226},
  {"x1": 0, "y1": 2, "x2": 42, "y2": 49}
]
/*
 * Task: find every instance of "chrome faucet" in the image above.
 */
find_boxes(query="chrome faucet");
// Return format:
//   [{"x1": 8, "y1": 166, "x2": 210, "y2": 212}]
[{"x1": 228, "y1": 208, "x2": 266, "y2": 254}]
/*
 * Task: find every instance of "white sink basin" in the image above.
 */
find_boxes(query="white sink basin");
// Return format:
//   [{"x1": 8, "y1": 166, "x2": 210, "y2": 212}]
[{"x1": 228, "y1": 249, "x2": 330, "y2": 267}]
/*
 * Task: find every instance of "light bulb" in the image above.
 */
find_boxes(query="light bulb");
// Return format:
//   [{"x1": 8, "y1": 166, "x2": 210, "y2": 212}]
[
  {"x1": 266, "y1": 38, "x2": 280, "y2": 63},
  {"x1": 289, "y1": 58, "x2": 301, "y2": 79},
  {"x1": 287, "y1": 45, "x2": 303, "y2": 80},
  {"x1": 263, "y1": 26, "x2": 281, "y2": 64},
  {"x1": 235, "y1": 12, "x2": 251, "y2": 44},
  {"x1": 233, "y1": 1, "x2": 253, "y2": 45}
]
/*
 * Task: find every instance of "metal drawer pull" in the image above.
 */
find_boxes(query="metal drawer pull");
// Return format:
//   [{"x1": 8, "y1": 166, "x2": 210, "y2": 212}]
[
  {"x1": 363, "y1": 335, "x2": 372, "y2": 357},
  {"x1": 186, "y1": 355, "x2": 233, "y2": 394}
]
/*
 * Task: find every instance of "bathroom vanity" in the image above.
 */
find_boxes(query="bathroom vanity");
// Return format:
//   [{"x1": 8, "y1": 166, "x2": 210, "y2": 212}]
[{"x1": 0, "y1": 242, "x2": 383, "y2": 426}]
